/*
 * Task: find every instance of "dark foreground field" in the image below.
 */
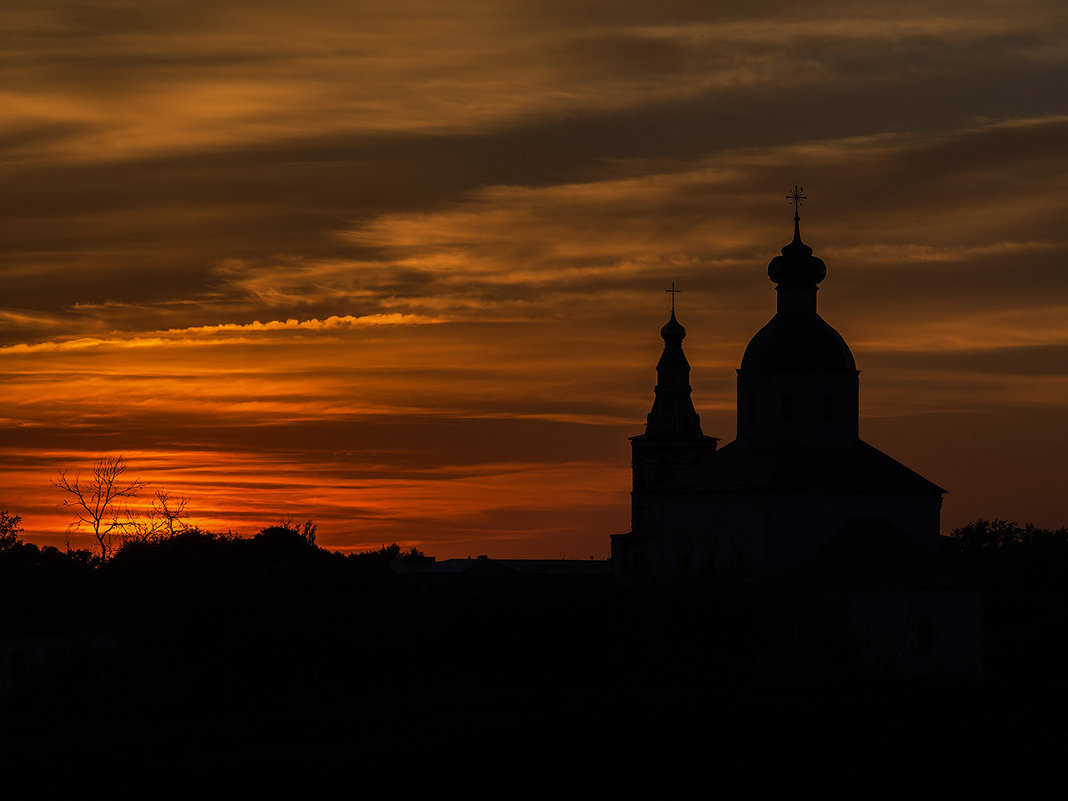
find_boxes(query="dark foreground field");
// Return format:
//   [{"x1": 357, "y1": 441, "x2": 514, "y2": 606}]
[{"x1": 2, "y1": 526, "x2": 1066, "y2": 774}]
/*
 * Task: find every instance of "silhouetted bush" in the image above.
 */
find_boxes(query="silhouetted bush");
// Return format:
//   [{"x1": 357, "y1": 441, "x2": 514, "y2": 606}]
[
  {"x1": 346, "y1": 542, "x2": 428, "y2": 576},
  {"x1": 0, "y1": 510, "x2": 22, "y2": 551}
]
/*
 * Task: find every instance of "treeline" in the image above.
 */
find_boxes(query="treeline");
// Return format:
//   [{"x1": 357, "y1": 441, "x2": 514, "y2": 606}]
[
  {"x1": 942, "y1": 518, "x2": 1068, "y2": 683},
  {"x1": 0, "y1": 515, "x2": 431, "y2": 651},
  {"x1": 0, "y1": 510, "x2": 426, "y2": 573}
]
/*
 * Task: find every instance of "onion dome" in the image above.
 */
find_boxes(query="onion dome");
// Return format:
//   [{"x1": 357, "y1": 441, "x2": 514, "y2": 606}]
[
  {"x1": 768, "y1": 217, "x2": 827, "y2": 287},
  {"x1": 660, "y1": 309, "x2": 686, "y2": 340}
]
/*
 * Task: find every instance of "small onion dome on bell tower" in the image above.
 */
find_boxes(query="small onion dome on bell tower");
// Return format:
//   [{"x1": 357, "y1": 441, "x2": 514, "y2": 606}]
[{"x1": 660, "y1": 308, "x2": 687, "y2": 340}]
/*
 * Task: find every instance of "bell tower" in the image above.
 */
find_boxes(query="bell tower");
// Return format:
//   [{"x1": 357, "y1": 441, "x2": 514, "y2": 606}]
[{"x1": 629, "y1": 286, "x2": 718, "y2": 537}]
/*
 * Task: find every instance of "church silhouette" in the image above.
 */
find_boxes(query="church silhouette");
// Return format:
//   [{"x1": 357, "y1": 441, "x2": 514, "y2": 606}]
[{"x1": 611, "y1": 198, "x2": 981, "y2": 676}]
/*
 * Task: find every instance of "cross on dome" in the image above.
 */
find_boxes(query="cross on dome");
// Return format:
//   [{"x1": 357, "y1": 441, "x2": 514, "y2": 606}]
[{"x1": 786, "y1": 185, "x2": 807, "y2": 222}]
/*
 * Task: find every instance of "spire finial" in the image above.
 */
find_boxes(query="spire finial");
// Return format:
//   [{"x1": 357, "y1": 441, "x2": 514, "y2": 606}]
[
  {"x1": 786, "y1": 185, "x2": 806, "y2": 223},
  {"x1": 665, "y1": 282, "x2": 681, "y2": 313},
  {"x1": 768, "y1": 187, "x2": 825, "y2": 287}
]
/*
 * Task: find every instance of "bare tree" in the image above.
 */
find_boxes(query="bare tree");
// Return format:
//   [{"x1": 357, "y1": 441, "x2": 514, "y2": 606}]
[
  {"x1": 124, "y1": 490, "x2": 194, "y2": 545},
  {"x1": 150, "y1": 490, "x2": 190, "y2": 539},
  {"x1": 139, "y1": 487, "x2": 190, "y2": 542},
  {"x1": 52, "y1": 455, "x2": 146, "y2": 560}
]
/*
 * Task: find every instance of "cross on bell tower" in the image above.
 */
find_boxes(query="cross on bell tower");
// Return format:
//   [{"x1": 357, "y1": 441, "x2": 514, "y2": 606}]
[{"x1": 665, "y1": 282, "x2": 681, "y2": 313}]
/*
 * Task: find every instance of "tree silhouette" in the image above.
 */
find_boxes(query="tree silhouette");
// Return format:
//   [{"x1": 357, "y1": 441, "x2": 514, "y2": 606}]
[
  {"x1": 152, "y1": 491, "x2": 190, "y2": 538},
  {"x1": 52, "y1": 455, "x2": 146, "y2": 560},
  {"x1": 271, "y1": 515, "x2": 317, "y2": 546},
  {"x1": 0, "y1": 509, "x2": 22, "y2": 551},
  {"x1": 126, "y1": 490, "x2": 192, "y2": 544}
]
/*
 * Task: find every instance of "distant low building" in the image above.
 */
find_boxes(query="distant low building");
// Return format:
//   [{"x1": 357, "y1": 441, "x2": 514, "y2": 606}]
[{"x1": 393, "y1": 555, "x2": 611, "y2": 579}]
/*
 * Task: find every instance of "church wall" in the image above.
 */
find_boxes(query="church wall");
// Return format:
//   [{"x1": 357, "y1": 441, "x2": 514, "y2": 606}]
[
  {"x1": 737, "y1": 370, "x2": 858, "y2": 446},
  {"x1": 648, "y1": 487, "x2": 941, "y2": 579}
]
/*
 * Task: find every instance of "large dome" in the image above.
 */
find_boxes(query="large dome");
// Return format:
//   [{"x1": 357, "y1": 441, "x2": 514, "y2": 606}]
[{"x1": 740, "y1": 312, "x2": 856, "y2": 371}]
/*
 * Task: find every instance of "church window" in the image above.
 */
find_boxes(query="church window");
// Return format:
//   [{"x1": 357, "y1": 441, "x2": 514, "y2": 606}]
[{"x1": 781, "y1": 394, "x2": 793, "y2": 421}]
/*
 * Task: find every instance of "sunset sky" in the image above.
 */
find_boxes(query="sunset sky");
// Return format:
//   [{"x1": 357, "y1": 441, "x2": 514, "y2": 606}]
[{"x1": 2, "y1": 0, "x2": 1067, "y2": 557}]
